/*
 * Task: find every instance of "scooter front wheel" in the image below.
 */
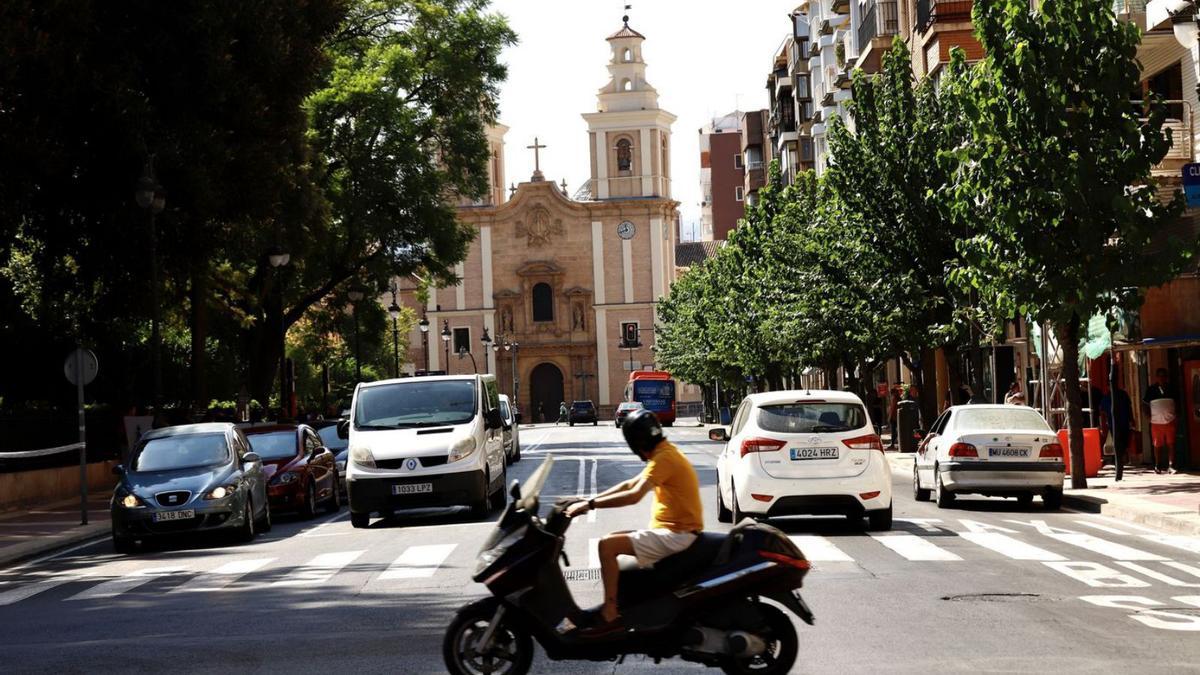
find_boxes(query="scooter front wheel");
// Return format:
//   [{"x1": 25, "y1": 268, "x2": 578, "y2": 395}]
[
  {"x1": 443, "y1": 599, "x2": 533, "y2": 675},
  {"x1": 719, "y1": 603, "x2": 798, "y2": 675}
]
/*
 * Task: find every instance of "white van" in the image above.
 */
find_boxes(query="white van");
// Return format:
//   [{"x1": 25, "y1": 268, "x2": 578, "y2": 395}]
[{"x1": 341, "y1": 374, "x2": 508, "y2": 528}]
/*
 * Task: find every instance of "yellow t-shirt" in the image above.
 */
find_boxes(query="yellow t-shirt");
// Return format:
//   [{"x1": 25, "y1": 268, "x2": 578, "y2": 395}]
[{"x1": 642, "y1": 440, "x2": 704, "y2": 533}]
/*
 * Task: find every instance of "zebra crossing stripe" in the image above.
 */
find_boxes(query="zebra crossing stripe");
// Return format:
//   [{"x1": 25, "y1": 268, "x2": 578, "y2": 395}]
[
  {"x1": 171, "y1": 559, "x2": 275, "y2": 593},
  {"x1": 273, "y1": 551, "x2": 363, "y2": 586},
  {"x1": 588, "y1": 538, "x2": 601, "y2": 569},
  {"x1": 870, "y1": 533, "x2": 962, "y2": 561},
  {"x1": 380, "y1": 545, "x2": 457, "y2": 580},
  {"x1": 957, "y1": 532, "x2": 1066, "y2": 561},
  {"x1": 788, "y1": 535, "x2": 853, "y2": 562},
  {"x1": 67, "y1": 567, "x2": 184, "y2": 601},
  {"x1": 1141, "y1": 535, "x2": 1200, "y2": 556},
  {"x1": 0, "y1": 574, "x2": 89, "y2": 606},
  {"x1": 1017, "y1": 520, "x2": 1166, "y2": 562}
]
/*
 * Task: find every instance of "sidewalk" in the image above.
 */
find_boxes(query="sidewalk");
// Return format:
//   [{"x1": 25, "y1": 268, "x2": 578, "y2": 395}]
[
  {"x1": 885, "y1": 452, "x2": 1200, "y2": 536},
  {"x1": 0, "y1": 495, "x2": 111, "y2": 568}
]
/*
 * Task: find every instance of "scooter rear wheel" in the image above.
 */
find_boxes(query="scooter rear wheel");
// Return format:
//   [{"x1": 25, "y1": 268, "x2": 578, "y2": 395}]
[
  {"x1": 719, "y1": 603, "x2": 798, "y2": 675},
  {"x1": 444, "y1": 599, "x2": 533, "y2": 675}
]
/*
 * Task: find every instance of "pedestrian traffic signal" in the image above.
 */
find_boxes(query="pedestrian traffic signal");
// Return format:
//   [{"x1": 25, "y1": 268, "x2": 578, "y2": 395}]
[{"x1": 621, "y1": 322, "x2": 640, "y2": 348}]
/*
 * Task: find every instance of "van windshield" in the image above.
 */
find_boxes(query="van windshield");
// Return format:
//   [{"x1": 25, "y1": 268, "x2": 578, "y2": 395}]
[{"x1": 354, "y1": 379, "x2": 478, "y2": 429}]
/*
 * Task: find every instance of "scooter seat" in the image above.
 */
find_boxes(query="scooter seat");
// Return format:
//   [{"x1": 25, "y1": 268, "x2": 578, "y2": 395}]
[{"x1": 617, "y1": 532, "x2": 727, "y2": 606}]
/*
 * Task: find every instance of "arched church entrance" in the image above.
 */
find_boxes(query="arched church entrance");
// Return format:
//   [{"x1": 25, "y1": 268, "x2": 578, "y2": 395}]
[{"x1": 529, "y1": 362, "x2": 565, "y2": 424}]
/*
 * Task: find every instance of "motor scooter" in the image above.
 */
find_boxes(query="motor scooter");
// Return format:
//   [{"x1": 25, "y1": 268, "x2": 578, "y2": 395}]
[{"x1": 443, "y1": 456, "x2": 814, "y2": 675}]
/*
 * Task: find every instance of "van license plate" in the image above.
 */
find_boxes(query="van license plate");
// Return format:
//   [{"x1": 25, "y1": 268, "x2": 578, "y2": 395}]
[
  {"x1": 153, "y1": 509, "x2": 194, "y2": 522},
  {"x1": 988, "y1": 447, "x2": 1030, "y2": 458},
  {"x1": 790, "y1": 447, "x2": 839, "y2": 460},
  {"x1": 393, "y1": 483, "x2": 433, "y2": 495}
]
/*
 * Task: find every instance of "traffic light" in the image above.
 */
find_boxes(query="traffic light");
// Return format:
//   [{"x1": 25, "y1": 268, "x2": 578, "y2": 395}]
[{"x1": 621, "y1": 322, "x2": 640, "y2": 348}]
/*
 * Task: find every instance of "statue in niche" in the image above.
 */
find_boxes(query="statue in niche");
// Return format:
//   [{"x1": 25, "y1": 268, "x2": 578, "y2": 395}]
[
  {"x1": 501, "y1": 306, "x2": 513, "y2": 333},
  {"x1": 616, "y1": 138, "x2": 633, "y2": 173},
  {"x1": 572, "y1": 303, "x2": 586, "y2": 331}
]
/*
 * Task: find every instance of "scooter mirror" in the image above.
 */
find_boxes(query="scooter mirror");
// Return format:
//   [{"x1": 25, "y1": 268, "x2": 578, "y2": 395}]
[{"x1": 509, "y1": 479, "x2": 521, "y2": 501}]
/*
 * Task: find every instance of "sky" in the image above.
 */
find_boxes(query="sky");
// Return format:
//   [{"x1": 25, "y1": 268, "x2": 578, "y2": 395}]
[{"x1": 487, "y1": 0, "x2": 799, "y2": 241}]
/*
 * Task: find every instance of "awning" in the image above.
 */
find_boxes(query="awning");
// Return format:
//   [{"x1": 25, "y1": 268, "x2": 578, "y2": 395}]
[{"x1": 1113, "y1": 335, "x2": 1200, "y2": 353}]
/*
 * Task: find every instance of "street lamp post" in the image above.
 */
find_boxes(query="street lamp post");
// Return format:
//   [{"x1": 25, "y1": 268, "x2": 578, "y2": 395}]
[
  {"x1": 347, "y1": 286, "x2": 365, "y2": 382},
  {"x1": 419, "y1": 314, "x2": 430, "y2": 373},
  {"x1": 480, "y1": 327, "x2": 493, "y2": 375},
  {"x1": 135, "y1": 163, "x2": 166, "y2": 411},
  {"x1": 441, "y1": 320, "x2": 452, "y2": 373},
  {"x1": 267, "y1": 246, "x2": 291, "y2": 418},
  {"x1": 388, "y1": 285, "x2": 401, "y2": 379},
  {"x1": 504, "y1": 339, "x2": 520, "y2": 411},
  {"x1": 457, "y1": 347, "x2": 478, "y2": 374}
]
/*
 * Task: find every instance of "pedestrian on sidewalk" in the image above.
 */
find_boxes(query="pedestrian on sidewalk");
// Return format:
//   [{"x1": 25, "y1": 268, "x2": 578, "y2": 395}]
[
  {"x1": 1102, "y1": 385, "x2": 1133, "y2": 476},
  {"x1": 1143, "y1": 367, "x2": 1178, "y2": 474},
  {"x1": 887, "y1": 386, "x2": 901, "y2": 449},
  {"x1": 557, "y1": 401, "x2": 568, "y2": 426},
  {"x1": 1004, "y1": 381, "x2": 1026, "y2": 405}
]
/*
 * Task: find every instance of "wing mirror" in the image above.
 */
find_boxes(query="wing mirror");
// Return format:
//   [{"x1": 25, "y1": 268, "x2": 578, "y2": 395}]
[
  {"x1": 486, "y1": 408, "x2": 504, "y2": 430},
  {"x1": 337, "y1": 419, "x2": 350, "y2": 439},
  {"x1": 242, "y1": 452, "x2": 261, "y2": 465},
  {"x1": 111, "y1": 464, "x2": 125, "y2": 476},
  {"x1": 709, "y1": 428, "x2": 730, "y2": 442}
]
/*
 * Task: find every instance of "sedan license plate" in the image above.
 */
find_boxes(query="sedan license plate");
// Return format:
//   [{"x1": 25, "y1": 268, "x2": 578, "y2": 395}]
[
  {"x1": 790, "y1": 447, "x2": 839, "y2": 461},
  {"x1": 392, "y1": 483, "x2": 433, "y2": 495},
  {"x1": 988, "y1": 447, "x2": 1030, "y2": 458},
  {"x1": 153, "y1": 509, "x2": 195, "y2": 522}
]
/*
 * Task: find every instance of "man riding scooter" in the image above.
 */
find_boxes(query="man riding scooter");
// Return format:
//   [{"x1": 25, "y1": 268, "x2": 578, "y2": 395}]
[{"x1": 564, "y1": 408, "x2": 703, "y2": 631}]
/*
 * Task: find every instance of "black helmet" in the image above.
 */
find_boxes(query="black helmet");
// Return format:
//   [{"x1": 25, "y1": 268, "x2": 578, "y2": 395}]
[{"x1": 622, "y1": 408, "x2": 664, "y2": 459}]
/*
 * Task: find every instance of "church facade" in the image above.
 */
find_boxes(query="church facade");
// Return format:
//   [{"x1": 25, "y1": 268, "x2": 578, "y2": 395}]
[{"x1": 396, "y1": 20, "x2": 680, "y2": 422}]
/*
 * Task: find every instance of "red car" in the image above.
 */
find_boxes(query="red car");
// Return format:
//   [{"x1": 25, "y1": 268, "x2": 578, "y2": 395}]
[{"x1": 243, "y1": 424, "x2": 341, "y2": 519}]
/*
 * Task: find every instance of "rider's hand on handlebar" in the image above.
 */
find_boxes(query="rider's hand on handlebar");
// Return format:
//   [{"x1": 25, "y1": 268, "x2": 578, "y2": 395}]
[{"x1": 564, "y1": 500, "x2": 590, "y2": 518}]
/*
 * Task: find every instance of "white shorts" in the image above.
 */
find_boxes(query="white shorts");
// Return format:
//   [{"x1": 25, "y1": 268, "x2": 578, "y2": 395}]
[{"x1": 628, "y1": 529, "x2": 698, "y2": 568}]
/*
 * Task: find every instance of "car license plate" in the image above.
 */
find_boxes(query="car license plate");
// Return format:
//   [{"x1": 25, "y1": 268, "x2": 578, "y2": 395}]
[
  {"x1": 790, "y1": 447, "x2": 839, "y2": 460},
  {"x1": 988, "y1": 447, "x2": 1030, "y2": 458},
  {"x1": 393, "y1": 483, "x2": 433, "y2": 495},
  {"x1": 153, "y1": 509, "x2": 195, "y2": 522}
]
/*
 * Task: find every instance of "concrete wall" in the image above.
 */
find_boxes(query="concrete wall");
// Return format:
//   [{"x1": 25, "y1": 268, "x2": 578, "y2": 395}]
[{"x1": 0, "y1": 460, "x2": 118, "y2": 511}]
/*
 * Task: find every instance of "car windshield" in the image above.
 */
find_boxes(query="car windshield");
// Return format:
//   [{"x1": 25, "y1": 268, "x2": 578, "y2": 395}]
[
  {"x1": 131, "y1": 433, "x2": 229, "y2": 472},
  {"x1": 317, "y1": 424, "x2": 348, "y2": 450},
  {"x1": 355, "y1": 379, "x2": 477, "y2": 428},
  {"x1": 757, "y1": 403, "x2": 868, "y2": 433},
  {"x1": 572, "y1": 402, "x2": 593, "y2": 410},
  {"x1": 620, "y1": 403, "x2": 642, "y2": 411},
  {"x1": 499, "y1": 400, "x2": 511, "y2": 420},
  {"x1": 956, "y1": 408, "x2": 1051, "y2": 432},
  {"x1": 245, "y1": 431, "x2": 298, "y2": 460}
]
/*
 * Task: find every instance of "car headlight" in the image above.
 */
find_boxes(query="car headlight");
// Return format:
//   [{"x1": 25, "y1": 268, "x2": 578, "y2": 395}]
[
  {"x1": 204, "y1": 484, "x2": 238, "y2": 500},
  {"x1": 120, "y1": 493, "x2": 142, "y2": 509},
  {"x1": 350, "y1": 446, "x2": 376, "y2": 468},
  {"x1": 448, "y1": 437, "x2": 477, "y2": 463},
  {"x1": 275, "y1": 472, "x2": 299, "y2": 485}
]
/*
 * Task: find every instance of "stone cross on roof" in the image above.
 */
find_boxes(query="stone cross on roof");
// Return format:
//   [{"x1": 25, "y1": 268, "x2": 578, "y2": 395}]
[{"x1": 527, "y1": 137, "x2": 546, "y2": 181}]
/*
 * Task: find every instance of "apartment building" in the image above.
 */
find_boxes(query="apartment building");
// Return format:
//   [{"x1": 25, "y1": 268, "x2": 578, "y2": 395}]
[
  {"x1": 740, "y1": 109, "x2": 773, "y2": 206},
  {"x1": 698, "y1": 112, "x2": 746, "y2": 241}
]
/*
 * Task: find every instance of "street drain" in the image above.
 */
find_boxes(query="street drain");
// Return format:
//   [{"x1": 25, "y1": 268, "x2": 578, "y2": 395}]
[
  {"x1": 942, "y1": 593, "x2": 1042, "y2": 603},
  {"x1": 563, "y1": 569, "x2": 601, "y2": 582}
]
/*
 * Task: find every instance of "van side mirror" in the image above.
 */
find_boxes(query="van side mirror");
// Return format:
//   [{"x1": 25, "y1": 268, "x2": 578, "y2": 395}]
[
  {"x1": 242, "y1": 452, "x2": 261, "y2": 464},
  {"x1": 337, "y1": 420, "x2": 349, "y2": 439},
  {"x1": 486, "y1": 408, "x2": 504, "y2": 430},
  {"x1": 111, "y1": 464, "x2": 125, "y2": 476},
  {"x1": 709, "y1": 428, "x2": 730, "y2": 442}
]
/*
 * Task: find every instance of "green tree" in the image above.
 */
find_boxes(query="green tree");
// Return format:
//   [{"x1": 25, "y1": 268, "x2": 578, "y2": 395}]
[{"x1": 953, "y1": 0, "x2": 1190, "y2": 485}]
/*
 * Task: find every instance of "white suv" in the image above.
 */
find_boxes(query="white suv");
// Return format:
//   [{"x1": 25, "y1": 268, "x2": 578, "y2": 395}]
[
  {"x1": 341, "y1": 374, "x2": 508, "y2": 527},
  {"x1": 712, "y1": 390, "x2": 893, "y2": 530}
]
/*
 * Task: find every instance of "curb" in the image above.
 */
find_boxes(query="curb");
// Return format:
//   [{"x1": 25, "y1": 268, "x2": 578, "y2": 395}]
[
  {"x1": 0, "y1": 524, "x2": 110, "y2": 569},
  {"x1": 1062, "y1": 493, "x2": 1200, "y2": 537}
]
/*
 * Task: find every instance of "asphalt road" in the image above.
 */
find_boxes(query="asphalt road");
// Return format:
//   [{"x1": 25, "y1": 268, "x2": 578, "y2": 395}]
[{"x1": 2, "y1": 423, "x2": 1199, "y2": 674}]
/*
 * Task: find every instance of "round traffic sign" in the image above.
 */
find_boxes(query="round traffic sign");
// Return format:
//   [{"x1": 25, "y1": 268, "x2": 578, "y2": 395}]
[{"x1": 64, "y1": 348, "x2": 99, "y2": 386}]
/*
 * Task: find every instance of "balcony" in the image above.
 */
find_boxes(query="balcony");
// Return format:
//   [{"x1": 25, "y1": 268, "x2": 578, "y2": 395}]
[
  {"x1": 832, "y1": 0, "x2": 850, "y2": 14},
  {"x1": 857, "y1": 0, "x2": 899, "y2": 72},
  {"x1": 745, "y1": 165, "x2": 766, "y2": 191},
  {"x1": 1145, "y1": 99, "x2": 1195, "y2": 174},
  {"x1": 916, "y1": 0, "x2": 973, "y2": 32}
]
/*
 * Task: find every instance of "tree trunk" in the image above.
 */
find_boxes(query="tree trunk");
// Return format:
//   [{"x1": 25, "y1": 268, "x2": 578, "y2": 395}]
[
  {"x1": 945, "y1": 343, "x2": 965, "y2": 406},
  {"x1": 1057, "y1": 317, "x2": 1088, "y2": 489},
  {"x1": 189, "y1": 261, "x2": 209, "y2": 410}
]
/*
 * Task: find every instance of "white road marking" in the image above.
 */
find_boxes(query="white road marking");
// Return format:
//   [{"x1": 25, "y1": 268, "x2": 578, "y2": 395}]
[
  {"x1": 1079, "y1": 595, "x2": 1200, "y2": 631},
  {"x1": 576, "y1": 459, "x2": 586, "y2": 500},
  {"x1": 1015, "y1": 520, "x2": 1167, "y2": 561},
  {"x1": 380, "y1": 545, "x2": 457, "y2": 579},
  {"x1": 298, "y1": 511, "x2": 350, "y2": 537},
  {"x1": 588, "y1": 538, "x2": 600, "y2": 569},
  {"x1": 67, "y1": 566, "x2": 184, "y2": 601},
  {"x1": 788, "y1": 535, "x2": 853, "y2": 562},
  {"x1": 870, "y1": 533, "x2": 961, "y2": 561},
  {"x1": 1044, "y1": 561, "x2": 1150, "y2": 588},
  {"x1": 273, "y1": 551, "x2": 363, "y2": 586},
  {"x1": 957, "y1": 532, "x2": 1066, "y2": 561},
  {"x1": 1115, "y1": 561, "x2": 1200, "y2": 588},
  {"x1": 1141, "y1": 535, "x2": 1200, "y2": 556},
  {"x1": 0, "y1": 573, "x2": 90, "y2": 606},
  {"x1": 1062, "y1": 510, "x2": 1163, "y2": 534},
  {"x1": 588, "y1": 459, "x2": 598, "y2": 523},
  {"x1": 171, "y1": 559, "x2": 274, "y2": 593},
  {"x1": 1075, "y1": 520, "x2": 1134, "y2": 535}
]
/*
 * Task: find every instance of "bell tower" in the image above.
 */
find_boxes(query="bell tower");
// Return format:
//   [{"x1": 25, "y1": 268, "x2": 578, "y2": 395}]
[{"x1": 582, "y1": 16, "x2": 676, "y2": 200}]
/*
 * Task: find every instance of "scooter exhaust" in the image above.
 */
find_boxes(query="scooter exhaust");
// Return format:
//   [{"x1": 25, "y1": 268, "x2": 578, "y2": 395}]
[{"x1": 683, "y1": 627, "x2": 767, "y2": 657}]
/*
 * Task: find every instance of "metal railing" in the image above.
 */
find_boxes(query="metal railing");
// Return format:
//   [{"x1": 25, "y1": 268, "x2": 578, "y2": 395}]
[
  {"x1": 858, "y1": 0, "x2": 899, "y2": 49},
  {"x1": 916, "y1": 0, "x2": 973, "y2": 31},
  {"x1": 1113, "y1": 0, "x2": 1148, "y2": 14},
  {"x1": 1133, "y1": 99, "x2": 1195, "y2": 166}
]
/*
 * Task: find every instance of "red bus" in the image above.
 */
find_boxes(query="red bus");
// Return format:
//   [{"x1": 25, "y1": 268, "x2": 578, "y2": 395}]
[{"x1": 624, "y1": 371, "x2": 676, "y2": 426}]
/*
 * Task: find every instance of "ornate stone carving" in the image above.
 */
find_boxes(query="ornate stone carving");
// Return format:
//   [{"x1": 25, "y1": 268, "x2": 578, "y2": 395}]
[{"x1": 515, "y1": 206, "x2": 563, "y2": 247}]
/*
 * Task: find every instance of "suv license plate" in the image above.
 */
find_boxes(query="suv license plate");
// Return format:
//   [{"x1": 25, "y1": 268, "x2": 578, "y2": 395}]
[
  {"x1": 393, "y1": 483, "x2": 433, "y2": 495},
  {"x1": 988, "y1": 447, "x2": 1030, "y2": 458},
  {"x1": 153, "y1": 509, "x2": 195, "y2": 522},
  {"x1": 790, "y1": 447, "x2": 839, "y2": 460}
]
